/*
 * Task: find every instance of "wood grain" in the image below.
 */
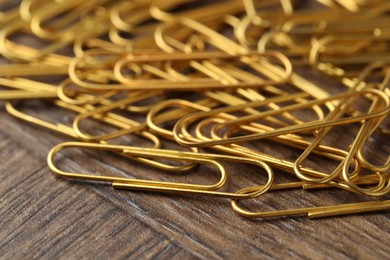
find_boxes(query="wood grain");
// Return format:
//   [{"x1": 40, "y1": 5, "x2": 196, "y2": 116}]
[
  {"x1": 0, "y1": 98, "x2": 389, "y2": 260},
  {"x1": 0, "y1": 1, "x2": 389, "y2": 257}
]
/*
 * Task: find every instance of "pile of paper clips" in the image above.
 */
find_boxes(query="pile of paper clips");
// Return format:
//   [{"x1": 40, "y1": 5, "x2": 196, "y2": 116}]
[{"x1": 0, "y1": 0, "x2": 389, "y2": 219}]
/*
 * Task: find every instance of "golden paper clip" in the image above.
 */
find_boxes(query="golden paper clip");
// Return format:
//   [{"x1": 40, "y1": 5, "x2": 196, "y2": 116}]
[
  {"x1": 174, "y1": 89, "x2": 389, "y2": 148},
  {"x1": 28, "y1": 0, "x2": 111, "y2": 40},
  {"x1": 231, "y1": 186, "x2": 390, "y2": 219},
  {"x1": 72, "y1": 90, "x2": 169, "y2": 141},
  {"x1": 147, "y1": 99, "x2": 358, "y2": 186},
  {"x1": 154, "y1": 14, "x2": 331, "y2": 100},
  {"x1": 69, "y1": 48, "x2": 292, "y2": 91},
  {"x1": 295, "y1": 62, "x2": 390, "y2": 182},
  {"x1": 0, "y1": 0, "x2": 111, "y2": 61},
  {"x1": 0, "y1": 77, "x2": 58, "y2": 100},
  {"x1": 5, "y1": 100, "x2": 197, "y2": 173},
  {"x1": 48, "y1": 142, "x2": 274, "y2": 199},
  {"x1": 58, "y1": 78, "x2": 166, "y2": 114}
]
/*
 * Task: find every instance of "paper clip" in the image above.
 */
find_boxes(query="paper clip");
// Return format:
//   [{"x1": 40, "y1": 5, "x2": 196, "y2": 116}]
[
  {"x1": 29, "y1": 0, "x2": 110, "y2": 40},
  {"x1": 110, "y1": 0, "x2": 187, "y2": 33},
  {"x1": 48, "y1": 142, "x2": 226, "y2": 190},
  {"x1": 154, "y1": 15, "x2": 331, "y2": 99},
  {"x1": 342, "y1": 122, "x2": 390, "y2": 196},
  {"x1": 237, "y1": 0, "x2": 305, "y2": 48},
  {"x1": 48, "y1": 142, "x2": 274, "y2": 199},
  {"x1": 174, "y1": 89, "x2": 389, "y2": 148},
  {"x1": 0, "y1": 90, "x2": 57, "y2": 100},
  {"x1": 58, "y1": 78, "x2": 166, "y2": 114},
  {"x1": 0, "y1": 76, "x2": 58, "y2": 100},
  {"x1": 69, "y1": 48, "x2": 293, "y2": 91},
  {"x1": 354, "y1": 67, "x2": 390, "y2": 173},
  {"x1": 147, "y1": 98, "x2": 344, "y2": 162},
  {"x1": 0, "y1": 1, "x2": 111, "y2": 61},
  {"x1": 0, "y1": 63, "x2": 68, "y2": 77},
  {"x1": 6, "y1": 100, "x2": 201, "y2": 173},
  {"x1": 310, "y1": 36, "x2": 390, "y2": 71},
  {"x1": 243, "y1": 0, "x2": 299, "y2": 17},
  {"x1": 147, "y1": 99, "x2": 356, "y2": 185},
  {"x1": 108, "y1": 0, "x2": 194, "y2": 48},
  {"x1": 292, "y1": 66, "x2": 389, "y2": 194},
  {"x1": 316, "y1": 0, "x2": 390, "y2": 13},
  {"x1": 72, "y1": 91, "x2": 166, "y2": 141},
  {"x1": 121, "y1": 51, "x2": 305, "y2": 127},
  {"x1": 231, "y1": 186, "x2": 390, "y2": 219}
]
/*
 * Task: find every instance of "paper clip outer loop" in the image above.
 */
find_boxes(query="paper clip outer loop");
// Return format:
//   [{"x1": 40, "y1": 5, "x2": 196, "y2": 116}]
[{"x1": 48, "y1": 141, "x2": 228, "y2": 191}]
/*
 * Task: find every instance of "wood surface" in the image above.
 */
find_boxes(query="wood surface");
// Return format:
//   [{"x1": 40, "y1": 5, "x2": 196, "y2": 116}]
[
  {"x1": 0, "y1": 86, "x2": 389, "y2": 260},
  {"x1": 0, "y1": 1, "x2": 390, "y2": 258}
]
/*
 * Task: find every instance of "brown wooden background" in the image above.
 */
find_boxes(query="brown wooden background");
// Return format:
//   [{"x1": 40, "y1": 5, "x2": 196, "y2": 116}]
[
  {"x1": 1, "y1": 1, "x2": 390, "y2": 259},
  {"x1": 0, "y1": 83, "x2": 389, "y2": 259}
]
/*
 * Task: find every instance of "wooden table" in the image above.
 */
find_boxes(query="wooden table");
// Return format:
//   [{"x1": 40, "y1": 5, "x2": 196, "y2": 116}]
[
  {"x1": 0, "y1": 1, "x2": 389, "y2": 258},
  {"x1": 1, "y1": 77, "x2": 389, "y2": 259}
]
